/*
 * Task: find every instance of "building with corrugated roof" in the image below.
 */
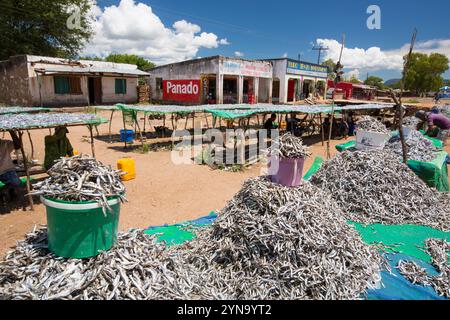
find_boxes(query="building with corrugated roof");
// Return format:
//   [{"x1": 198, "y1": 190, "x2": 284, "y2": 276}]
[
  {"x1": 0, "y1": 55, "x2": 149, "y2": 107},
  {"x1": 148, "y1": 56, "x2": 273, "y2": 105}
]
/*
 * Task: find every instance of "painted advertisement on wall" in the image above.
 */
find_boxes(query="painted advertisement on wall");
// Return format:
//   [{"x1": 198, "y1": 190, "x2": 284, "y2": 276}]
[
  {"x1": 286, "y1": 60, "x2": 328, "y2": 78},
  {"x1": 162, "y1": 80, "x2": 201, "y2": 103},
  {"x1": 221, "y1": 60, "x2": 272, "y2": 78}
]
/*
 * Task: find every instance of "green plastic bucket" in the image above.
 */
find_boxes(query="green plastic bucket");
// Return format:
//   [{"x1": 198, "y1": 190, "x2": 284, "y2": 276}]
[{"x1": 42, "y1": 196, "x2": 121, "y2": 259}]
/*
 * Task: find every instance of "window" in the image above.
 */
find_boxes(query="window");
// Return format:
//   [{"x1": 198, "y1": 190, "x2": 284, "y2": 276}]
[
  {"x1": 54, "y1": 76, "x2": 82, "y2": 95},
  {"x1": 155, "y1": 78, "x2": 163, "y2": 90},
  {"x1": 115, "y1": 79, "x2": 127, "y2": 94}
]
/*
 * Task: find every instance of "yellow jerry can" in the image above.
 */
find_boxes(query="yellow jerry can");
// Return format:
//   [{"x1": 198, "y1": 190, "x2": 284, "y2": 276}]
[{"x1": 117, "y1": 158, "x2": 136, "y2": 181}]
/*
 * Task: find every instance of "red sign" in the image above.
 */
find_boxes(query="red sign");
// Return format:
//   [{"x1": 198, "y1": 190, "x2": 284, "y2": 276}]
[{"x1": 162, "y1": 80, "x2": 201, "y2": 103}]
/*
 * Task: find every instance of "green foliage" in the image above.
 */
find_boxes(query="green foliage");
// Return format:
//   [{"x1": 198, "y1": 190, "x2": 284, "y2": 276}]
[
  {"x1": 322, "y1": 59, "x2": 336, "y2": 80},
  {"x1": 364, "y1": 76, "x2": 385, "y2": 89},
  {"x1": 404, "y1": 53, "x2": 449, "y2": 95},
  {"x1": 348, "y1": 75, "x2": 362, "y2": 84},
  {"x1": 105, "y1": 54, "x2": 155, "y2": 71},
  {"x1": 80, "y1": 54, "x2": 155, "y2": 72},
  {"x1": 387, "y1": 81, "x2": 402, "y2": 89},
  {"x1": 0, "y1": 0, "x2": 93, "y2": 60}
]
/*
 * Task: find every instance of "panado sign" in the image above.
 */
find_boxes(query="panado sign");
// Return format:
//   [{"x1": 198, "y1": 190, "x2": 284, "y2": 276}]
[{"x1": 163, "y1": 80, "x2": 201, "y2": 103}]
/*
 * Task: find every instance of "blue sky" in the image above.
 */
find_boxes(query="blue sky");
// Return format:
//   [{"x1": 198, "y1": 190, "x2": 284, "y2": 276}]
[{"x1": 90, "y1": 0, "x2": 450, "y2": 81}]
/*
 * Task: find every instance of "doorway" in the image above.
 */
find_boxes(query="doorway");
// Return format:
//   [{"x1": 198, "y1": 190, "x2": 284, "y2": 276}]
[
  {"x1": 88, "y1": 77, "x2": 102, "y2": 105},
  {"x1": 303, "y1": 80, "x2": 313, "y2": 99},
  {"x1": 287, "y1": 79, "x2": 297, "y2": 102},
  {"x1": 272, "y1": 79, "x2": 280, "y2": 103},
  {"x1": 223, "y1": 77, "x2": 238, "y2": 104}
]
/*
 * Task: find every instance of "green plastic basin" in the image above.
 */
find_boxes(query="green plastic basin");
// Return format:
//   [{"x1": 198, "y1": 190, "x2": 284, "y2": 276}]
[{"x1": 42, "y1": 196, "x2": 121, "y2": 259}]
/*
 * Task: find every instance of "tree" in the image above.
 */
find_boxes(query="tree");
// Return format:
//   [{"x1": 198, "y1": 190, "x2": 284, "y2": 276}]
[
  {"x1": 105, "y1": 54, "x2": 156, "y2": 71},
  {"x1": 0, "y1": 0, "x2": 93, "y2": 60},
  {"x1": 348, "y1": 75, "x2": 362, "y2": 84},
  {"x1": 404, "y1": 52, "x2": 449, "y2": 95},
  {"x1": 364, "y1": 76, "x2": 385, "y2": 90},
  {"x1": 322, "y1": 59, "x2": 336, "y2": 80},
  {"x1": 81, "y1": 54, "x2": 156, "y2": 71}
]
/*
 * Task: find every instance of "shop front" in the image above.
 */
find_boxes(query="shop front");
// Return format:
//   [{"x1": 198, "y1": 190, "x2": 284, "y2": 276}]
[
  {"x1": 149, "y1": 56, "x2": 273, "y2": 105},
  {"x1": 269, "y1": 58, "x2": 329, "y2": 104}
]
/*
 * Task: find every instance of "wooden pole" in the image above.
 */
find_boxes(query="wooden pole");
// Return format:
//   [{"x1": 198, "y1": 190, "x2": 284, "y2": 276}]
[
  {"x1": 88, "y1": 125, "x2": 96, "y2": 158},
  {"x1": 121, "y1": 111, "x2": 128, "y2": 149},
  {"x1": 26, "y1": 130, "x2": 35, "y2": 161},
  {"x1": 109, "y1": 110, "x2": 115, "y2": 144},
  {"x1": 18, "y1": 131, "x2": 33, "y2": 211},
  {"x1": 392, "y1": 28, "x2": 418, "y2": 164},
  {"x1": 327, "y1": 33, "x2": 345, "y2": 159},
  {"x1": 319, "y1": 113, "x2": 325, "y2": 146}
]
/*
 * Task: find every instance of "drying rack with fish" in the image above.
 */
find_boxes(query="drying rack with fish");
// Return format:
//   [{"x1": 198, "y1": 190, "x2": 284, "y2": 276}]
[{"x1": 0, "y1": 113, "x2": 108, "y2": 210}]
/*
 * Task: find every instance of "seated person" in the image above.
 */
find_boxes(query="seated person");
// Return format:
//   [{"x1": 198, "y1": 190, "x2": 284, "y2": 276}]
[
  {"x1": 287, "y1": 113, "x2": 306, "y2": 136},
  {"x1": 263, "y1": 114, "x2": 278, "y2": 130},
  {"x1": 44, "y1": 126, "x2": 74, "y2": 170},
  {"x1": 263, "y1": 114, "x2": 278, "y2": 138},
  {"x1": 347, "y1": 115, "x2": 356, "y2": 136},
  {"x1": 336, "y1": 118, "x2": 349, "y2": 138},
  {"x1": 0, "y1": 133, "x2": 22, "y2": 200}
]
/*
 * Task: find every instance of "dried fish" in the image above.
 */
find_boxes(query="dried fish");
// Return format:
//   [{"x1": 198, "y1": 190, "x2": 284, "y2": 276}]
[
  {"x1": 0, "y1": 113, "x2": 102, "y2": 131},
  {"x1": 355, "y1": 116, "x2": 390, "y2": 134},
  {"x1": 385, "y1": 130, "x2": 439, "y2": 162},
  {"x1": 268, "y1": 133, "x2": 311, "y2": 158},
  {"x1": 438, "y1": 105, "x2": 450, "y2": 119},
  {"x1": 0, "y1": 178, "x2": 385, "y2": 300},
  {"x1": 29, "y1": 155, "x2": 126, "y2": 212},
  {"x1": 397, "y1": 238, "x2": 449, "y2": 298},
  {"x1": 402, "y1": 116, "x2": 421, "y2": 128},
  {"x1": 310, "y1": 149, "x2": 450, "y2": 231}
]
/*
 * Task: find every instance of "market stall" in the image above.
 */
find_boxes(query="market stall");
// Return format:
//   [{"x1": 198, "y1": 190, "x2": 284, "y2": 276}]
[{"x1": 0, "y1": 113, "x2": 108, "y2": 210}]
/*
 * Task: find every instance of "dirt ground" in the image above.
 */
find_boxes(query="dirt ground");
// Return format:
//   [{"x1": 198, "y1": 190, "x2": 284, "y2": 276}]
[{"x1": 0, "y1": 99, "x2": 448, "y2": 257}]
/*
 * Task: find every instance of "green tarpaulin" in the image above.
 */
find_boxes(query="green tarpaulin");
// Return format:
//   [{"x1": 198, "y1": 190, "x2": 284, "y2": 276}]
[
  {"x1": 335, "y1": 137, "x2": 449, "y2": 191},
  {"x1": 352, "y1": 223, "x2": 450, "y2": 263}
]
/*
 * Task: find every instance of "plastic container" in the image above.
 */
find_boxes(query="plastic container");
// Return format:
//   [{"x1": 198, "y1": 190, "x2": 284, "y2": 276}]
[
  {"x1": 268, "y1": 156, "x2": 306, "y2": 187},
  {"x1": 42, "y1": 197, "x2": 121, "y2": 259},
  {"x1": 355, "y1": 130, "x2": 390, "y2": 150},
  {"x1": 120, "y1": 129, "x2": 135, "y2": 143},
  {"x1": 117, "y1": 158, "x2": 136, "y2": 181}
]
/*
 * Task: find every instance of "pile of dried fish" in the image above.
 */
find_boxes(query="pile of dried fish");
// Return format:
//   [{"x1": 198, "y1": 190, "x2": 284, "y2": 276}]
[
  {"x1": 398, "y1": 238, "x2": 449, "y2": 298},
  {"x1": 385, "y1": 130, "x2": 439, "y2": 162},
  {"x1": 355, "y1": 116, "x2": 390, "y2": 134},
  {"x1": 310, "y1": 149, "x2": 450, "y2": 231},
  {"x1": 268, "y1": 132, "x2": 311, "y2": 158},
  {"x1": 438, "y1": 105, "x2": 450, "y2": 119},
  {"x1": 0, "y1": 178, "x2": 385, "y2": 300},
  {"x1": 29, "y1": 155, "x2": 126, "y2": 212},
  {"x1": 402, "y1": 116, "x2": 421, "y2": 128}
]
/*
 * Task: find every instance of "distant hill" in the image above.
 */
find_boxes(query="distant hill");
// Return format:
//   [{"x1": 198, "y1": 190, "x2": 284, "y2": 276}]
[{"x1": 384, "y1": 79, "x2": 401, "y2": 86}]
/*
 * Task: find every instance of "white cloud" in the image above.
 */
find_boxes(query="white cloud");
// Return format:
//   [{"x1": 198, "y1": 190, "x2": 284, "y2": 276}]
[
  {"x1": 316, "y1": 38, "x2": 450, "y2": 74},
  {"x1": 234, "y1": 51, "x2": 244, "y2": 57},
  {"x1": 282, "y1": 52, "x2": 288, "y2": 58},
  {"x1": 83, "y1": 0, "x2": 229, "y2": 65},
  {"x1": 346, "y1": 69, "x2": 360, "y2": 80}
]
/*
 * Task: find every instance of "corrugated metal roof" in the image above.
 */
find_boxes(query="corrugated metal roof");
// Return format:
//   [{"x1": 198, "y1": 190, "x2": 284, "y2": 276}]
[{"x1": 35, "y1": 66, "x2": 149, "y2": 76}]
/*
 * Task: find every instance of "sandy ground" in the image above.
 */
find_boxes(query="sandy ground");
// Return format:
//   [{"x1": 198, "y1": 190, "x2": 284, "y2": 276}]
[{"x1": 0, "y1": 100, "x2": 448, "y2": 257}]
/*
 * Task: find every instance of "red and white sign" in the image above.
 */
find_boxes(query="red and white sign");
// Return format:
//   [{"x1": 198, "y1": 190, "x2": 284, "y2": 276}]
[{"x1": 163, "y1": 80, "x2": 201, "y2": 103}]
